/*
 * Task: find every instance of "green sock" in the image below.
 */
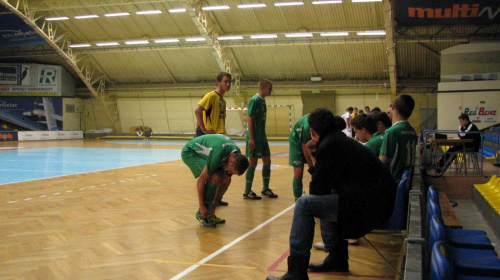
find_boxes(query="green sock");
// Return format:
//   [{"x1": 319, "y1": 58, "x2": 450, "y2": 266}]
[
  {"x1": 245, "y1": 167, "x2": 256, "y2": 194},
  {"x1": 293, "y1": 177, "x2": 303, "y2": 200},
  {"x1": 198, "y1": 182, "x2": 217, "y2": 215},
  {"x1": 262, "y1": 165, "x2": 271, "y2": 191}
]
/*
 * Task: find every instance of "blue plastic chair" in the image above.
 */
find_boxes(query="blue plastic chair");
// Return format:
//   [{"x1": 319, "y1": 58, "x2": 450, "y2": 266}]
[
  {"x1": 380, "y1": 170, "x2": 410, "y2": 230},
  {"x1": 429, "y1": 214, "x2": 493, "y2": 250},
  {"x1": 429, "y1": 215, "x2": 500, "y2": 277},
  {"x1": 431, "y1": 241, "x2": 500, "y2": 280}
]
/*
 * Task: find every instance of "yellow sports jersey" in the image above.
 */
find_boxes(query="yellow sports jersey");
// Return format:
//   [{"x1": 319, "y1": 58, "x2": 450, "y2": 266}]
[{"x1": 198, "y1": 91, "x2": 226, "y2": 134}]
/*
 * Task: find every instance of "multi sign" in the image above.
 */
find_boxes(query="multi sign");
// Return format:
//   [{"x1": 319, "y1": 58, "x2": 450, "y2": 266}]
[{"x1": 395, "y1": 0, "x2": 500, "y2": 26}]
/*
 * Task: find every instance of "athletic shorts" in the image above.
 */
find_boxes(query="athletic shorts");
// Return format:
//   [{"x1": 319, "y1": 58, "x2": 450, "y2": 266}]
[
  {"x1": 246, "y1": 139, "x2": 270, "y2": 158},
  {"x1": 289, "y1": 142, "x2": 305, "y2": 167},
  {"x1": 181, "y1": 149, "x2": 205, "y2": 178}
]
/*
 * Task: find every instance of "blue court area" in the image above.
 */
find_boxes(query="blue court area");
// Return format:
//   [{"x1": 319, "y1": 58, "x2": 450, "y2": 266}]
[
  {"x1": 105, "y1": 140, "x2": 290, "y2": 146},
  {"x1": 0, "y1": 147, "x2": 182, "y2": 185}
]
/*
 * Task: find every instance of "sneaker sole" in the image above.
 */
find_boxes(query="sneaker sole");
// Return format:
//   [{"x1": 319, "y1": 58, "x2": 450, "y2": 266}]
[
  {"x1": 201, "y1": 222, "x2": 216, "y2": 227},
  {"x1": 262, "y1": 195, "x2": 278, "y2": 198},
  {"x1": 243, "y1": 196, "x2": 262, "y2": 200}
]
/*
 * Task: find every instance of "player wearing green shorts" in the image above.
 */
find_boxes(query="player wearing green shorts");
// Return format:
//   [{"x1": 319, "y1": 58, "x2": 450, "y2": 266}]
[
  {"x1": 379, "y1": 94, "x2": 417, "y2": 182},
  {"x1": 244, "y1": 79, "x2": 278, "y2": 200},
  {"x1": 181, "y1": 134, "x2": 249, "y2": 227},
  {"x1": 289, "y1": 114, "x2": 313, "y2": 201}
]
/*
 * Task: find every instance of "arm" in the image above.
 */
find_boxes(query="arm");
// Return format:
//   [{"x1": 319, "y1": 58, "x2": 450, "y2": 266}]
[
  {"x1": 379, "y1": 155, "x2": 389, "y2": 164},
  {"x1": 247, "y1": 115, "x2": 255, "y2": 150},
  {"x1": 302, "y1": 142, "x2": 314, "y2": 168},
  {"x1": 208, "y1": 175, "x2": 230, "y2": 215},
  {"x1": 194, "y1": 105, "x2": 216, "y2": 134},
  {"x1": 196, "y1": 166, "x2": 210, "y2": 217}
]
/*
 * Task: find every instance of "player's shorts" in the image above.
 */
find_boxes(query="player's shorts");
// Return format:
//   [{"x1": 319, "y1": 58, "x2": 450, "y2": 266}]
[
  {"x1": 246, "y1": 139, "x2": 270, "y2": 158},
  {"x1": 289, "y1": 142, "x2": 305, "y2": 167},
  {"x1": 181, "y1": 148, "x2": 205, "y2": 178}
]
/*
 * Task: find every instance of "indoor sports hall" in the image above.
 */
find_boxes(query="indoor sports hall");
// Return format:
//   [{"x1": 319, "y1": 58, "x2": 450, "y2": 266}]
[{"x1": 1, "y1": 0, "x2": 500, "y2": 279}]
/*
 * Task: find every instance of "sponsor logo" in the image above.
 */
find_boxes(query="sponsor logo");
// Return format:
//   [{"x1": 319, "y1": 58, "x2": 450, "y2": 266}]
[
  {"x1": 408, "y1": 3, "x2": 500, "y2": 20},
  {"x1": 0, "y1": 100, "x2": 18, "y2": 108},
  {"x1": 39, "y1": 68, "x2": 57, "y2": 85},
  {"x1": 0, "y1": 29, "x2": 38, "y2": 39},
  {"x1": 464, "y1": 107, "x2": 497, "y2": 116}
]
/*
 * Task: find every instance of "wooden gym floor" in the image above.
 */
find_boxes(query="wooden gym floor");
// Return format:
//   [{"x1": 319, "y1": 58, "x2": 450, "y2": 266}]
[{"x1": 0, "y1": 139, "x2": 402, "y2": 280}]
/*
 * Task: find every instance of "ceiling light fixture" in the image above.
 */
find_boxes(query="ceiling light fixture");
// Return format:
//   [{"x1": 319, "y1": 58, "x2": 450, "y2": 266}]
[
  {"x1": 45, "y1": 17, "x2": 69, "y2": 21},
  {"x1": 202, "y1": 5, "x2": 230, "y2": 10},
  {"x1": 274, "y1": 2, "x2": 304, "y2": 6},
  {"x1": 96, "y1": 42, "x2": 120, "y2": 46},
  {"x1": 320, "y1": 32, "x2": 349, "y2": 36},
  {"x1": 357, "y1": 30, "x2": 386, "y2": 35},
  {"x1": 351, "y1": 0, "x2": 382, "y2": 2},
  {"x1": 169, "y1": 8, "x2": 187, "y2": 13},
  {"x1": 136, "y1": 10, "x2": 162, "y2": 15},
  {"x1": 218, "y1": 36, "x2": 244, "y2": 40},
  {"x1": 312, "y1": 0, "x2": 342, "y2": 4},
  {"x1": 250, "y1": 34, "x2": 278, "y2": 39},
  {"x1": 104, "y1": 12, "x2": 130, "y2": 17},
  {"x1": 125, "y1": 40, "x2": 149, "y2": 45},
  {"x1": 285, "y1": 33, "x2": 313, "y2": 37},
  {"x1": 185, "y1": 37, "x2": 206, "y2": 42},
  {"x1": 74, "y1": 15, "x2": 99, "y2": 19},
  {"x1": 154, "y1": 38, "x2": 180, "y2": 43},
  {"x1": 237, "y1": 3, "x2": 267, "y2": 8},
  {"x1": 69, "y1": 44, "x2": 91, "y2": 48}
]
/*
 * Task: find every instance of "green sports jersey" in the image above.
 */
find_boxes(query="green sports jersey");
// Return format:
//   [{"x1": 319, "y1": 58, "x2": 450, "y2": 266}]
[
  {"x1": 365, "y1": 132, "x2": 383, "y2": 157},
  {"x1": 289, "y1": 114, "x2": 311, "y2": 167},
  {"x1": 246, "y1": 94, "x2": 267, "y2": 141},
  {"x1": 380, "y1": 121, "x2": 417, "y2": 182},
  {"x1": 182, "y1": 134, "x2": 240, "y2": 176},
  {"x1": 289, "y1": 114, "x2": 311, "y2": 147}
]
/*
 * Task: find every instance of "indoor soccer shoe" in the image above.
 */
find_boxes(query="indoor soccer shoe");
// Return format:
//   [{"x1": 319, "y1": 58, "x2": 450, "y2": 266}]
[
  {"x1": 243, "y1": 191, "x2": 262, "y2": 200},
  {"x1": 208, "y1": 215, "x2": 226, "y2": 224},
  {"x1": 261, "y1": 189, "x2": 278, "y2": 198},
  {"x1": 196, "y1": 213, "x2": 216, "y2": 227}
]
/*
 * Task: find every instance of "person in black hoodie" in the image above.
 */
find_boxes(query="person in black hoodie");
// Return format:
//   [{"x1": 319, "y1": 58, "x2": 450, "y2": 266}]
[
  {"x1": 436, "y1": 113, "x2": 481, "y2": 173},
  {"x1": 266, "y1": 108, "x2": 397, "y2": 280}
]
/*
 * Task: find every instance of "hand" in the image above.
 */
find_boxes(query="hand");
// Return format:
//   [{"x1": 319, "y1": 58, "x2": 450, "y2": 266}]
[
  {"x1": 200, "y1": 205, "x2": 208, "y2": 218},
  {"x1": 305, "y1": 140, "x2": 317, "y2": 153},
  {"x1": 208, "y1": 207, "x2": 216, "y2": 216},
  {"x1": 248, "y1": 139, "x2": 255, "y2": 150}
]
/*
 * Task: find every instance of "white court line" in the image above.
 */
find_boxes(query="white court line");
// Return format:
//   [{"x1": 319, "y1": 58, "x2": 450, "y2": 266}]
[{"x1": 169, "y1": 203, "x2": 295, "y2": 280}]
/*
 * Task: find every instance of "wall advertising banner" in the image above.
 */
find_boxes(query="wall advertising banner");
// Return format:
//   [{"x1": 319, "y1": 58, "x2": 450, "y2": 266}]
[
  {"x1": 0, "y1": 5, "x2": 46, "y2": 47},
  {"x1": 0, "y1": 64, "x2": 59, "y2": 96},
  {"x1": 462, "y1": 105, "x2": 498, "y2": 125},
  {"x1": 17, "y1": 131, "x2": 83, "y2": 141},
  {"x1": 0, "y1": 131, "x2": 17, "y2": 142},
  {"x1": 395, "y1": 0, "x2": 500, "y2": 26},
  {"x1": 0, "y1": 97, "x2": 63, "y2": 131}
]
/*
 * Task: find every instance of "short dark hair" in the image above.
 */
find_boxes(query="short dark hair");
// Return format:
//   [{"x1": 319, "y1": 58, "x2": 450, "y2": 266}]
[
  {"x1": 352, "y1": 114, "x2": 377, "y2": 135},
  {"x1": 232, "y1": 153, "x2": 249, "y2": 175},
  {"x1": 394, "y1": 94, "x2": 415, "y2": 119},
  {"x1": 334, "y1": 116, "x2": 346, "y2": 131},
  {"x1": 458, "y1": 113, "x2": 470, "y2": 122},
  {"x1": 371, "y1": 107, "x2": 381, "y2": 113},
  {"x1": 347, "y1": 107, "x2": 353, "y2": 112},
  {"x1": 216, "y1": 72, "x2": 231, "y2": 82},
  {"x1": 308, "y1": 108, "x2": 337, "y2": 136},
  {"x1": 370, "y1": 111, "x2": 392, "y2": 129}
]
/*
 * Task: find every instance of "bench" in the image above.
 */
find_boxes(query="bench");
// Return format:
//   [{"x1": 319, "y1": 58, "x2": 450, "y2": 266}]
[{"x1": 438, "y1": 192, "x2": 463, "y2": 229}]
